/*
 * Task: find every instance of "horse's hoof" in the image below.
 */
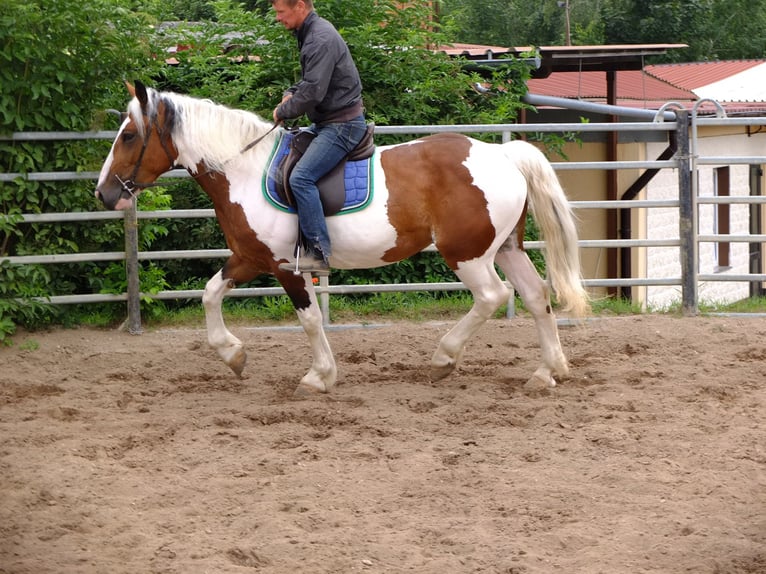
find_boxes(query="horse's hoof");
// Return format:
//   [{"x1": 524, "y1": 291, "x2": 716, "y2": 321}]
[
  {"x1": 523, "y1": 373, "x2": 554, "y2": 396},
  {"x1": 293, "y1": 383, "x2": 326, "y2": 399},
  {"x1": 430, "y1": 362, "x2": 456, "y2": 382},
  {"x1": 227, "y1": 352, "x2": 247, "y2": 378}
]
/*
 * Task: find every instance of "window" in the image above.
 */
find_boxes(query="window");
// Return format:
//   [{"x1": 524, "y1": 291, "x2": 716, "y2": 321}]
[{"x1": 714, "y1": 166, "x2": 730, "y2": 270}]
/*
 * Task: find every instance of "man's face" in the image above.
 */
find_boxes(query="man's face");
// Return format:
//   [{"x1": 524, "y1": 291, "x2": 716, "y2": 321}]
[{"x1": 273, "y1": 0, "x2": 308, "y2": 31}]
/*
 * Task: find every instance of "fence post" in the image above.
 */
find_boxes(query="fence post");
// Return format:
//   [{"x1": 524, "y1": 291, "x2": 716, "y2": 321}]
[
  {"x1": 502, "y1": 128, "x2": 517, "y2": 319},
  {"x1": 676, "y1": 110, "x2": 697, "y2": 315},
  {"x1": 124, "y1": 203, "x2": 143, "y2": 334}
]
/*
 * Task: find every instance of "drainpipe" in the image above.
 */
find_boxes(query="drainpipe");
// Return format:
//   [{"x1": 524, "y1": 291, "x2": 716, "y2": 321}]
[
  {"x1": 607, "y1": 71, "x2": 618, "y2": 296},
  {"x1": 522, "y1": 93, "x2": 678, "y2": 122}
]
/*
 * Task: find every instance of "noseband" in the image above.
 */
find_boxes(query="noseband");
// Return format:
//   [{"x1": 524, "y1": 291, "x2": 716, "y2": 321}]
[{"x1": 114, "y1": 114, "x2": 177, "y2": 197}]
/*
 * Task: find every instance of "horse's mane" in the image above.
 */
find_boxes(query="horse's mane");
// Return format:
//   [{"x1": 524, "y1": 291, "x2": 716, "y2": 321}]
[{"x1": 128, "y1": 87, "x2": 275, "y2": 173}]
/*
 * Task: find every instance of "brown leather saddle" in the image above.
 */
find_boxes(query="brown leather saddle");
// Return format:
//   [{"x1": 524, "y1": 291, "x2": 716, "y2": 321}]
[{"x1": 273, "y1": 124, "x2": 375, "y2": 216}]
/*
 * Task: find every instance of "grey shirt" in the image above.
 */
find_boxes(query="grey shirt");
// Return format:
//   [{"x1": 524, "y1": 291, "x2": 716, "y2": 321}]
[{"x1": 276, "y1": 11, "x2": 363, "y2": 124}]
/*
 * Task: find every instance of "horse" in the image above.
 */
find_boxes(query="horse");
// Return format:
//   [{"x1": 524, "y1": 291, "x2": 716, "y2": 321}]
[{"x1": 95, "y1": 81, "x2": 589, "y2": 395}]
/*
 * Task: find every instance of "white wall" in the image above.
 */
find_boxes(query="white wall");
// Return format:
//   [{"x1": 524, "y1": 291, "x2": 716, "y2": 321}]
[{"x1": 644, "y1": 132, "x2": 763, "y2": 309}]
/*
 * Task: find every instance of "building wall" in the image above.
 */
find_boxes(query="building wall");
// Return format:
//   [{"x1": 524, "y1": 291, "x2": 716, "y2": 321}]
[
  {"x1": 543, "y1": 127, "x2": 765, "y2": 308},
  {"x1": 644, "y1": 129, "x2": 766, "y2": 308},
  {"x1": 549, "y1": 142, "x2": 610, "y2": 296}
]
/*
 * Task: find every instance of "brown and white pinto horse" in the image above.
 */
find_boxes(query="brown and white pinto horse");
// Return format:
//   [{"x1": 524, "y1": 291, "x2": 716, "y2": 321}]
[{"x1": 95, "y1": 82, "x2": 588, "y2": 394}]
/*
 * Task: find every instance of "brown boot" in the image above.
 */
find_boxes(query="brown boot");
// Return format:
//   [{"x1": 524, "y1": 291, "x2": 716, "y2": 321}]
[{"x1": 278, "y1": 253, "x2": 330, "y2": 275}]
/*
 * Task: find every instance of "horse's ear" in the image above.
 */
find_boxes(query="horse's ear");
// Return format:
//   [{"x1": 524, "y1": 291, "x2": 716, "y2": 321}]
[
  {"x1": 125, "y1": 80, "x2": 136, "y2": 98},
  {"x1": 133, "y1": 80, "x2": 149, "y2": 108}
]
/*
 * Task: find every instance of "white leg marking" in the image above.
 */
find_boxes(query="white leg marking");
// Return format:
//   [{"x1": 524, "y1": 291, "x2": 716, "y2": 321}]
[
  {"x1": 431, "y1": 260, "x2": 510, "y2": 381},
  {"x1": 495, "y1": 249, "x2": 568, "y2": 387},
  {"x1": 202, "y1": 270, "x2": 246, "y2": 376},
  {"x1": 294, "y1": 276, "x2": 337, "y2": 394}
]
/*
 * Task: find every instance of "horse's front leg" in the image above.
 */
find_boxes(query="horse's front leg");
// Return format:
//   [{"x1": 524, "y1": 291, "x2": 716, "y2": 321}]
[
  {"x1": 202, "y1": 268, "x2": 248, "y2": 376},
  {"x1": 279, "y1": 271, "x2": 338, "y2": 395}
]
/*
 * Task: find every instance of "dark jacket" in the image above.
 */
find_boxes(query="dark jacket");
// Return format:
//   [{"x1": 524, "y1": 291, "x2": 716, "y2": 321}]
[{"x1": 276, "y1": 11, "x2": 363, "y2": 125}]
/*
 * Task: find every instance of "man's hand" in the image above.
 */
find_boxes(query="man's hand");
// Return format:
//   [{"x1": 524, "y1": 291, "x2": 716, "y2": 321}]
[{"x1": 273, "y1": 94, "x2": 293, "y2": 124}]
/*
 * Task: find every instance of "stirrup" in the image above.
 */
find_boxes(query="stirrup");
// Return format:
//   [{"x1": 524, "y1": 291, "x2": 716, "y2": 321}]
[{"x1": 278, "y1": 252, "x2": 330, "y2": 276}]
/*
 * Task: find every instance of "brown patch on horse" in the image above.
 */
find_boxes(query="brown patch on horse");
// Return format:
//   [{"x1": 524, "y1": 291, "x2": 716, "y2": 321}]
[
  {"x1": 379, "y1": 133, "x2": 495, "y2": 269},
  {"x1": 195, "y1": 169, "x2": 275, "y2": 278},
  {"x1": 195, "y1": 168, "x2": 312, "y2": 309}
]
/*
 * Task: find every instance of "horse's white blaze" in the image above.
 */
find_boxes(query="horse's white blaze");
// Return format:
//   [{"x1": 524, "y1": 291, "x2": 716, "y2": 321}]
[{"x1": 95, "y1": 118, "x2": 129, "y2": 192}]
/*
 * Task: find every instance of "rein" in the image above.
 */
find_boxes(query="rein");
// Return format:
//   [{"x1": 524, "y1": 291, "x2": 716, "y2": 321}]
[
  {"x1": 114, "y1": 117, "x2": 280, "y2": 196},
  {"x1": 190, "y1": 122, "x2": 281, "y2": 182}
]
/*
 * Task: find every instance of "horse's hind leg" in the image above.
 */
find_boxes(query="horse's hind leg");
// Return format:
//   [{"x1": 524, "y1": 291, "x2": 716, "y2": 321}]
[
  {"x1": 494, "y1": 247, "x2": 568, "y2": 388},
  {"x1": 202, "y1": 260, "x2": 256, "y2": 377},
  {"x1": 431, "y1": 260, "x2": 510, "y2": 381}
]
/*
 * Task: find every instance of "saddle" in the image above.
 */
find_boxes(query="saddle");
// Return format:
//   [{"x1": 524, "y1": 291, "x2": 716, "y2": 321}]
[{"x1": 273, "y1": 124, "x2": 375, "y2": 216}]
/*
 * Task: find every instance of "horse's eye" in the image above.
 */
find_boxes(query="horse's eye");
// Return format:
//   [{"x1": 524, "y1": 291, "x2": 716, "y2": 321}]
[{"x1": 121, "y1": 131, "x2": 137, "y2": 144}]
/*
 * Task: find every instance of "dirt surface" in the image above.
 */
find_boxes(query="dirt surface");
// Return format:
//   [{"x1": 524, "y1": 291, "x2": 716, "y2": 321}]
[{"x1": 1, "y1": 314, "x2": 765, "y2": 574}]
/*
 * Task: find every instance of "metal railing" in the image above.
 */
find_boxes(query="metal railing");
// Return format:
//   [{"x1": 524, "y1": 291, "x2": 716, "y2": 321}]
[{"x1": 2, "y1": 111, "x2": 766, "y2": 330}]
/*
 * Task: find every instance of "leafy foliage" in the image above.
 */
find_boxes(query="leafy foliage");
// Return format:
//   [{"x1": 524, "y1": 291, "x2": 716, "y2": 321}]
[
  {"x1": 0, "y1": 0, "x2": 166, "y2": 339},
  {"x1": 440, "y1": 0, "x2": 766, "y2": 63}
]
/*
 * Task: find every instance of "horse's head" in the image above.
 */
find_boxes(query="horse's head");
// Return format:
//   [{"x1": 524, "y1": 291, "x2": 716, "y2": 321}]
[{"x1": 95, "y1": 81, "x2": 178, "y2": 210}]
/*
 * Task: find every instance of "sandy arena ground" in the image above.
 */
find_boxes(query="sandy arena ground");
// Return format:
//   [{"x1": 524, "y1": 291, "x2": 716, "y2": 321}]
[{"x1": 1, "y1": 314, "x2": 765, "y2": 573}]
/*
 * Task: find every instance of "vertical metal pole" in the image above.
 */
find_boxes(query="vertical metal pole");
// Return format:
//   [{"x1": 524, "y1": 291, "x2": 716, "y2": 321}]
[
  {"x1": 676, "y1": 110, "x2": 697, "y2": 315},
  {"x1": 124, "y1": 202, "x2": 143, "y2": 334},
  {"x1": 502, "y1": 128, "x2": 516, "y2": 319},
  {"x1": 319, "y1": 274, "x2": 330, "y2": 325},
  {"x1": 749, "y1": 165, "x2": 763, "y2": 297}
]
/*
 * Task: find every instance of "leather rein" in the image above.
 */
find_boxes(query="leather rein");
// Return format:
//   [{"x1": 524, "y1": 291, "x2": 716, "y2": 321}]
[{"x1": 114, "y1": 115, "x2": 280, "y2": 197}]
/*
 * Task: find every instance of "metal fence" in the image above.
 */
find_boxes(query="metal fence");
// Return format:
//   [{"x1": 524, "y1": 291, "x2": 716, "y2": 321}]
[{"x1": 3, "y1": 109, "x2": 766, "y2": 331}]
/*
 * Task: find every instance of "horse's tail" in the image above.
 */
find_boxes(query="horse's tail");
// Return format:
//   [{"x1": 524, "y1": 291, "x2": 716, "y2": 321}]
[{"x1": 503, "y1": 140, "x2": 590, "y2": 317}]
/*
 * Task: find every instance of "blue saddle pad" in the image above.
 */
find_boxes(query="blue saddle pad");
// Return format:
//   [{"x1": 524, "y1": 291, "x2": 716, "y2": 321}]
[{"x1": 262, "y1": 130, "x2": 373, "y2": 214}]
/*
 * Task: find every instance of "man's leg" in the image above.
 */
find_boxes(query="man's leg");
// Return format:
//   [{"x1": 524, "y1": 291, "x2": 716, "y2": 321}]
[{"x1": 288, "y1": 118, "x2": 367, "y2": 259}]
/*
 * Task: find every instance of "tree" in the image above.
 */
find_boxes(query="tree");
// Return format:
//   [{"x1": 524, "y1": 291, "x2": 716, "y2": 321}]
[
  {"x1": 440, "y1": 0, "x2": 766, "y2": 62},
  {"x1": 0, "y1": 0, "x2": 166, "y2": 338},
  {"x1": 439, "y1": 0, "x2": 606, "y2": 47}
]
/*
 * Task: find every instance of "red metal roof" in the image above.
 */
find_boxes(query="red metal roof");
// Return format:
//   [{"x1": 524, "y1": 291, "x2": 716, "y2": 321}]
[
  {"x1": 439, "y1": 43, "x2": 766, "y2": 115},
  {"x1": 527, "y1": 70, "x2": 695, "y2": 103},
  {"x1": 645, "y1": 60, "x2": 765, "y2": 91},
  {"x1": 525, "y1": 62, "x2": 766, "y2": 115}
]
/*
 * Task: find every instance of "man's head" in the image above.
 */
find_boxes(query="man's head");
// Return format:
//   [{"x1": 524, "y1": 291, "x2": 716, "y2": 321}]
[{"x1": 272, "y1": 0, "x2": 313, "y2": 31}]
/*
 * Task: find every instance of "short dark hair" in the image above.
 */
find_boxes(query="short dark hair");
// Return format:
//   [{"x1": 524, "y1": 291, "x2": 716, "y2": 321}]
[{"x1": 272, "y1": 0, "x2": 314, "y2": 8}]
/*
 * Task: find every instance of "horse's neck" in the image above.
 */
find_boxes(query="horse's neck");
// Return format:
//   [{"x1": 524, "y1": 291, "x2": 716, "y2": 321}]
[
  {"x1": 174, "y1": 105, "x2": 276, "y2": 179},
  {"x1": 187, "y1": 125, "x2": 277, "y2": 210},
  {"x1": 191, "y1": 166, "x2": 230, "y2": 207}
]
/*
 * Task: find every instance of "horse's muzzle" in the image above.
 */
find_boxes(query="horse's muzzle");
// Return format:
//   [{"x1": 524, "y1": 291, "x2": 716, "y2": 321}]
[{"x1": 95, "y1": 187, "x2": 134, "y2": 211}]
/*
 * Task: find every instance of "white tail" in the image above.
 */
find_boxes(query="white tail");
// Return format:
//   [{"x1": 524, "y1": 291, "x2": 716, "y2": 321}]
[{"x1": 503, "y1": 140, "x2": 590, "y2": 317}]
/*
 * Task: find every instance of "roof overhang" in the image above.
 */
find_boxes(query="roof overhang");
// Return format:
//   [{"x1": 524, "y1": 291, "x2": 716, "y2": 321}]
[
  {"x1": 442, "y1": 43, "x2": 688, "y2": 78},
  {"x1": 528, "y1": 44, "x2": 688, "y2": 77}
]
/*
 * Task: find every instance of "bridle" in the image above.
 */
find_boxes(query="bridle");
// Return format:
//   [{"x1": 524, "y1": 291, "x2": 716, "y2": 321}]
[
  {"x1": 114, "y1": 112, "x2": 280, "y2": 197},
  {"x1": 114, "y1": 113, "x2": 177, "y2": 198}
]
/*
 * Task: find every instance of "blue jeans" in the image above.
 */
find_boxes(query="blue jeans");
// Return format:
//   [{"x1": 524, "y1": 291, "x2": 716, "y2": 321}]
[{"x1": 288, "y1": 115, "x2": 367, "y2": 259}]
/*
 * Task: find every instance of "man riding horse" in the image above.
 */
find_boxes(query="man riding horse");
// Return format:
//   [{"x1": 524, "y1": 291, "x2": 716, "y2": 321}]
[{"x1": 271, "y1": 0, "x2": 368, "y2": 275}]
